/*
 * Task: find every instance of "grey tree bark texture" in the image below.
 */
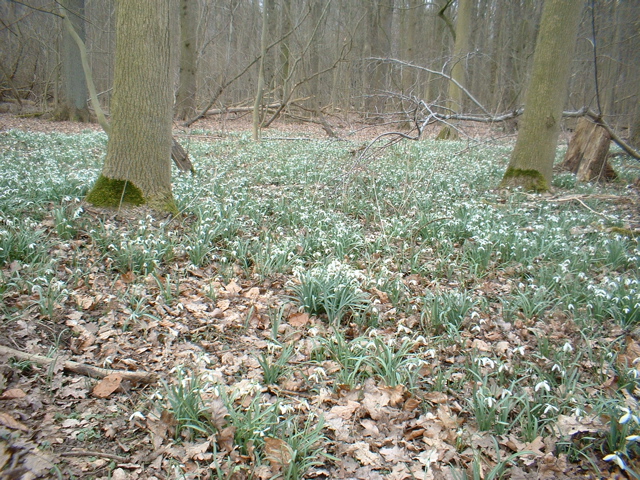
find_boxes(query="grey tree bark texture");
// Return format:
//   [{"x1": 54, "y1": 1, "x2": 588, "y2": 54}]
[{"x1": 58, "y1": 0, "x2": 90, "y2": 122}]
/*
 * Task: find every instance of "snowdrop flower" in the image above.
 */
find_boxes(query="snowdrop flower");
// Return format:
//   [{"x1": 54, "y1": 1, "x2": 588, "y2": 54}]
[
  {"x1": 279, "y1": 404, "x2": 295, "y2": 415},
  {"x1": 618, "y1": 407, "x2": 640, "y2": 425},
  {"x1": 397, "y1": 324, "x2": 411, "y2": 335},
  {"x1": 543, "y1": 404, "x2": 559, "y2": 415},
  {"x1": 535, "y1": 380, "x2": 551, "y2": 392},
  {"x1": 129, "y1": 411, "x2": 146, "y2": 421},
  {"x1": 510, "y1": 346, "x2": 526, "y2": 356},
  {"x1": 476, "y1": 357, "x2": 495, "y2": 369},
  {"x1": 603, "y1": 453, "x2": 626, "y2": 470},
  {"x1": 309, "y1": 367, "x2": 327, "y2": 383},
  {"x1": 562, "y1": 342, "x2": 574, "y2": 353},
  {"x1": 626, "y1": 435, "x2": 640, "y2": 442}
]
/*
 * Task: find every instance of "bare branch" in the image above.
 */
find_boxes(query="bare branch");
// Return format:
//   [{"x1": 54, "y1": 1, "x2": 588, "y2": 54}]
[{"x1": 372, "y1": 57, "x2": 491, "y2": 116}]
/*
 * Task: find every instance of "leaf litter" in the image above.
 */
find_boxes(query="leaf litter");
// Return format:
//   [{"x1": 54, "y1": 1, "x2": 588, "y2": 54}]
[{"x1": 0, "y1": 117, "x2": 639, "y2": 478}]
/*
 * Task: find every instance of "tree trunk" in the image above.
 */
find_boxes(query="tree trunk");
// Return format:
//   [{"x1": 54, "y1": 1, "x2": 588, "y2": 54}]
[
  {"x1": 252, "y1": 0, "x2": 269, "y2": 141},
  {"x1": 175, "y1": 0, "x2": 197, "y2": 121},
  {"x1": 500, "y1": 0, "x2": 585, "y2": 192},
  {"x1": 56, "y1": 0, "x2": 90, "y2": 122},
  {"x1": 631, "y1": 85, "x2": 640, "y2": 149},
  {"x1": 562, "y1": 117, "x2": 614, "y2": 182},
  {"x1": 437, "y1": 0, "x2": 472, "y2": 140},
  {"x1": 86, "y1": 0, "x2": 176, "y2": 213}
]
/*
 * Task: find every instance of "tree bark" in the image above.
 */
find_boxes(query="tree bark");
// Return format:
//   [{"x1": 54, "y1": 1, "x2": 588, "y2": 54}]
[
  {"x1": 562, "y1": 117, "x2": 614, "y2": 182},
  {"x1": 56, "y1": 0, "x2": 90, "y2": 122},
  {"x1": 86, "y1": 0, "x2": 176, "y2": 213},
  {"x1": 437, "y1": 0, "x2": 473, "y2": 140},
  {"x1": 252, "y1": 0, "x2": 269, "y2": 141},
  {"x1": 500, "y1": 0, "x2": 585, "y2": 192},
  {"x1": 175, "y1": 0, "x2": 198, "y2": 121}
]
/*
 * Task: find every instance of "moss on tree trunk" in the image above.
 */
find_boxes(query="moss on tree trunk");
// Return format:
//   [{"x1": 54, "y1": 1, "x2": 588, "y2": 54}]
[{"x1": 500, "y1": 167, "x2": 549, "y2": 192}]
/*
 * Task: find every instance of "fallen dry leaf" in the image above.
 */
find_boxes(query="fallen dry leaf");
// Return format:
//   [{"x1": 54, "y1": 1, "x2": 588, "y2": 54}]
[
  {"x1": 244, "y1": 286, "x2": 260, "y2": 300},
  {"x1": 92, "y1": 374, "x2": 122, "y2": 398},
  {"x1": 218, "y1": 425, "x2": 236, "y2": 453},
  {"x1": 380, "y1": 444, "x2": 411, "y2": 463},
  {"x1": 1, "y1": 388, "x2": 27, "y2": 399},
  {"x1": 403, "y1": 397, "x2": 421, "y2": 412},
  {"x1": 225, "y1": 280, "x2": 242, "y2": 295},
  {"x1": 264, "y1": 437, "x2": 291, "y2": 471},
  {"x1": 555, "y1": 414, "x2": 604, "y2": 437},
  {"x1": 351, "y1": 441, "x2": 381, "y2": 466},
  {"x1": 371, "y1": 287, "x2": 389, "y2": 303},
  {"x1": 0, "y1": 411, "x2": 28, "y2": 431},
  {"x1": 288, "y1": 311, "x2": 311, "y2": 327},
  {"x1": 185, "y1": 440, "x2": 212, "y2": 461},
  {"x1": 209, "y1": 397, "x2": 229, "y2": 430},
  {"x1": 327, "y1": 400, "x2": 361, "y2": 420},
  {"x1": 381, "y1": 384, "x2": 405, "y2": 407}
]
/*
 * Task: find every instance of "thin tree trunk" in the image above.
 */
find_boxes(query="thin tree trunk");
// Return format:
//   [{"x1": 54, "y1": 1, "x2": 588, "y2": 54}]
[
  {"x1": 175, "y1": 0, "x2": 198, "y2": 121},
  {"x1": 437, "y1": 0, "x2": 472, "y2": 140},
  {"x1": 57, "y1": 0, "x2": 90, "y2": 122},
  {"x1": 252, "y1": 0, "x2": 269, "y2": 141}
]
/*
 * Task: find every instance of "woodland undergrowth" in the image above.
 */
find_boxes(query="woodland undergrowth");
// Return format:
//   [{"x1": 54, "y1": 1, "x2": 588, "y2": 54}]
[{"x1": 0, "y1": 128, "x2": 639, "y2": 479}]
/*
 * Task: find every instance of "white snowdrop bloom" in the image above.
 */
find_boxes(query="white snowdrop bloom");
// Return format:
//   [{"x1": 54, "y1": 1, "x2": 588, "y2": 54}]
[
  {"x1": 309, "y1": 367, "x2": 327, "y2": 382},
  {"x1": 618, "y1": 408, "x2": 640, "y2": 425},
  {"x1": 397, "y1": 324, "x2": 411, "y2": 335},
  {"x1": 485, "y1": 397, "x2": 496, "y2": 408},
  {"x1": 603, "y1": 453, "x2": 626, "y2": 470},
  {"x1": 476, "y1": 357, "x2": 495, "y2": 369},
  {"x1": 543, "y1": 404, "x2": 559, "y2": 415},
  {"x1": 552, "y1": 364, "x2": 563, "y2": 373},
  {"x1": 510, "y1": 346, "x2": 526, "y2": 356},
  {"x1": 279, "y1": 404, "x2": 295, "y2": 415},
  {"x1": 129, "y1": 411, "x2": 146, "y2": 421},
  {"x1": 627, "y1": 435, "x2": 640, "y2": 442},
  {"x1": 535, "y1": 380, "x2": 551, "y2": 392}
]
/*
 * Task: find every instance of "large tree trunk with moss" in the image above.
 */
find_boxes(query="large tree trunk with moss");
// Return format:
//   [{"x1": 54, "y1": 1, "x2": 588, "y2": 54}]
[
  {"x1": 500, "y1": 0, "x2": 585, "y2": 191},
  {"x1": 437, "y1": 0, "x2": 472, "y2": 141},
  {"x1": 175, "y1": 0, "x2": 197, "y2": 121},
  {"x1": 86, "y1": 0, "x2": 176, "y2": 213},
  {"x1": 56, "y1": 0, "x2": 90, "y2": 122}
]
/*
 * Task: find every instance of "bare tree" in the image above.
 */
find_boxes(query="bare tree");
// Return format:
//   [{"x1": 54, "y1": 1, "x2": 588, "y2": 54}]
[
  {"x1": 175, "y1": 0, "x2": 198, "y2": 121},
  {"x1": 56, "y1": 0, "x2": 90, "y2": 122}
]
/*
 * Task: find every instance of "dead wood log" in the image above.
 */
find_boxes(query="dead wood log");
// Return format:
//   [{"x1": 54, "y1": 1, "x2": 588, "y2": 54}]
[
  {"x1": 562, "y1": 117, "x2": 615, "y2": 182},
  {"x1": 0, "y1": 345, "x2": 157, "y2": 384}
]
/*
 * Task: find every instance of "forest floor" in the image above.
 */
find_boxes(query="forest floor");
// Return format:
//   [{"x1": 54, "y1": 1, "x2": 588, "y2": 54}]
[{"x1": 0, "y1": 113, "x2": 639, "y2": 480}]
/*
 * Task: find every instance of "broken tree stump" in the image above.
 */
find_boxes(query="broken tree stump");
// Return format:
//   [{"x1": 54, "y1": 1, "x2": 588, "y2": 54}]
[
  {"x1": 171, "y1": 137, "x2": 195, "y2": 174},
  {"x1": 562, "y1": 117, "x2": 615, "y2": 182}
]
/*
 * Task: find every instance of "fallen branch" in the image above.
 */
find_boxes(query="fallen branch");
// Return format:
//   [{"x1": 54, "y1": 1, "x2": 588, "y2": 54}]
[
  {"x1": 0, "y1": 345, "x2": 157, "y2": 384},
  {"x1": 60, "y1": 450, "x2": 129, "y2": 462}
]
